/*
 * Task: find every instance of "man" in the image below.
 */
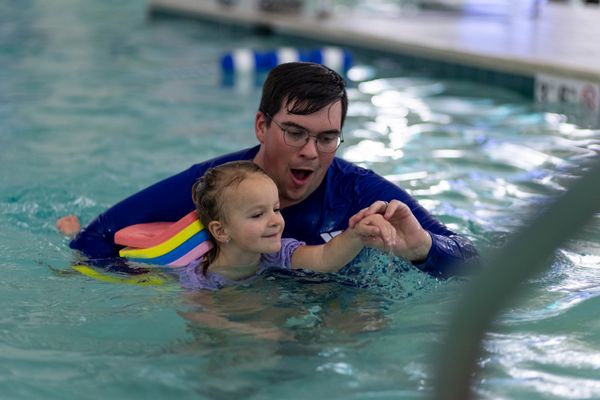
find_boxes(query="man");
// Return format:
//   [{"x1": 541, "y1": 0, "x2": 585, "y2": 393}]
[{"x1": 59, "y1": 62, "x2": 477, "y2": 278}]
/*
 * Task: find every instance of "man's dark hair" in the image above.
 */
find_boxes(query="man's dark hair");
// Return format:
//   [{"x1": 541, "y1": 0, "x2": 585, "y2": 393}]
[{"x1": 259, "y1": 62, "x2": 348, "y2": 128}]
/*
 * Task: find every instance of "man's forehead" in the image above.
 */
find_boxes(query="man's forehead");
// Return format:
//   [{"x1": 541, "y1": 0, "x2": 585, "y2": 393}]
[{"x1": 280, "y1": 100, "x2": 342, "y2": 123}]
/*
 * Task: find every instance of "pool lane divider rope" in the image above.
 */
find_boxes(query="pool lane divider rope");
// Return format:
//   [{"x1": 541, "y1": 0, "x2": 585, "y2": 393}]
[{"x1": 220, "y1": 47, "x2": 353, "y2": 73}]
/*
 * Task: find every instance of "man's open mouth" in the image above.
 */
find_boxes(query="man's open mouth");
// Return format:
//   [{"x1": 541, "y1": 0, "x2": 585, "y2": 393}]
[{"x1": 291, "y1": 169, "x2": 313, "y2": 182}]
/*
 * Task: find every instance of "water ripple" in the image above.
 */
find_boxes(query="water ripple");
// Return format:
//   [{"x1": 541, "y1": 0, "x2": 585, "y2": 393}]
[{"x1": 483, "y1": 332, "x2": 600, "y2": 399}]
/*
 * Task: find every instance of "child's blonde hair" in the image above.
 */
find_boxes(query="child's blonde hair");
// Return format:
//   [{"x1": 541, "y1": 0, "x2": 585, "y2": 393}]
[{"x1": 192, "y1": 160, "x2": 271, "y2": 272}]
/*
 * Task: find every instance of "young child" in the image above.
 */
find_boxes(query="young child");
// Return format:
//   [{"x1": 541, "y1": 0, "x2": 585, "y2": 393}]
[{"x1": 177, "y1": 160, "x2": 396, "y2": 291}]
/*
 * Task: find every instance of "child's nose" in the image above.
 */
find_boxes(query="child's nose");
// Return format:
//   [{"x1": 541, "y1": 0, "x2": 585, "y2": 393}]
[{"x1": 270, "y1": 212, "x2": 284, "y2": 226}]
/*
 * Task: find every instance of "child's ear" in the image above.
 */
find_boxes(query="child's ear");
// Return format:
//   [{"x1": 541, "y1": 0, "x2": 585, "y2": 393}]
[{"x1": 208, "y1": 221, "x2": 230, "y2": 244}]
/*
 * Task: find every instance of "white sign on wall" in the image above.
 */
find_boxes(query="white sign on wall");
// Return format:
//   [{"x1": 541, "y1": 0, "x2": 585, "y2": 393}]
[{"x1": 535, "y1": 73, "x2": 600, "y2": 113}]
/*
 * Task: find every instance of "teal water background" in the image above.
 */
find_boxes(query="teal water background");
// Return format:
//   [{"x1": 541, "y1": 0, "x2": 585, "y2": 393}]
[{"x1": 1, "y1": 1, "x2": 600, "y2": 399}]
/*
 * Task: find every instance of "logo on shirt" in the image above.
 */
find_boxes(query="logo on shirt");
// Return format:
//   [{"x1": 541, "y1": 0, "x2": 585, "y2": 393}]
[{"x1": 320, "y1": 230, "x2": 343, "y2": 243}]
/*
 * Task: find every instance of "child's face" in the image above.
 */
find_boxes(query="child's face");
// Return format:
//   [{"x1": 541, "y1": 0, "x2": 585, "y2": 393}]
[{"x1": 222, "y1": 174, "x2": 284, "y2": 255}]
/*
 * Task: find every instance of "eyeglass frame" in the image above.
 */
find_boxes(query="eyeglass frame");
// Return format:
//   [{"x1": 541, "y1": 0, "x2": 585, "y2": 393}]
[{"x1": 264, "y1": 113, "x2": 344, "y2": 153}]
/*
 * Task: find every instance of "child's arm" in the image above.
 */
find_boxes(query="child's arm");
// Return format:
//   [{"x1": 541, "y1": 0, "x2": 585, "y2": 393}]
[{"x1": 291, "y1": 213, "x2": 396, "y2": 273}]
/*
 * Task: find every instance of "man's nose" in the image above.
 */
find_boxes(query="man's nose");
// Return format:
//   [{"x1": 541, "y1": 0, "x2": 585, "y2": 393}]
[{"x1": 298, "y1": 136, "x2": 319, "y2": 157}]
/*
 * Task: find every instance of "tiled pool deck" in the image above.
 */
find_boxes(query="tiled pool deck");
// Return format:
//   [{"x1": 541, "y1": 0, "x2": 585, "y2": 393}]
[{"x1": 148, "y1": 0, "x2": 600, "y2": 105}]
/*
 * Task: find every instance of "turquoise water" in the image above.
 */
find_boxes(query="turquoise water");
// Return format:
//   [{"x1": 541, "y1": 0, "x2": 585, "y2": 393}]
[{"x1": 1, "y1": 1, "x2": 600, "y2": 399}]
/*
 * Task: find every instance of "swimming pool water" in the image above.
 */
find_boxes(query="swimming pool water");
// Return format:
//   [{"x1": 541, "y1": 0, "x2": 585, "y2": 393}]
[{"x1": 1, "y1": 1, "x2": 599, "y2": 399}]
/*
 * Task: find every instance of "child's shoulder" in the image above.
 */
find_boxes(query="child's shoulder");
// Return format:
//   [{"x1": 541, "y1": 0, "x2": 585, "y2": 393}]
[{"x1": 260, "y1": 238, "x2": 305, "y2": 270}]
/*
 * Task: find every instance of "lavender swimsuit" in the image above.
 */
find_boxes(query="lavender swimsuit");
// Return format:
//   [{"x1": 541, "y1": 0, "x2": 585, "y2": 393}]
[{"x1": 175, "y1": 238, "x2": 304, "y2": 291}]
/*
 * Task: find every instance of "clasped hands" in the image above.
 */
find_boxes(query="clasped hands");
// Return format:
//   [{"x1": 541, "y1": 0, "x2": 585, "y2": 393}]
[{"x1": 349, "y1": 200, "x2": 432, "y2": 262}]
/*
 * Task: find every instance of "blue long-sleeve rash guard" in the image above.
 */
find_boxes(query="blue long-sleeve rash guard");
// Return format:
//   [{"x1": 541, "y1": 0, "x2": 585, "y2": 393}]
[{"x1": 70, "y1": 146, "x2": 478, "y2": 278}]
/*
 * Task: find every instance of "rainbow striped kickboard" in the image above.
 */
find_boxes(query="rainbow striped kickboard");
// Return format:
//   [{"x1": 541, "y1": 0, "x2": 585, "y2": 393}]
[{"x1": 114, "y1": 211, "x2": 212, "y2": 267}]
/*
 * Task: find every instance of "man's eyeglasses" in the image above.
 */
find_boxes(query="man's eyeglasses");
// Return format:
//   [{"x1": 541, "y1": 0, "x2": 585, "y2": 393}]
[{"x1": 266, "y1": 113, "x2": 343, "y2": 153}]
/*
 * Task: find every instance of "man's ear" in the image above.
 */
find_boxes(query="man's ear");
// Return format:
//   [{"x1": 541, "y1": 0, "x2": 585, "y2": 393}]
[
  {"x1": 255, "y1": 111, "x2": 267, "y2": 144},
  {"x1": 208, "y1": 221, "x2": 230, "y2": 244}
]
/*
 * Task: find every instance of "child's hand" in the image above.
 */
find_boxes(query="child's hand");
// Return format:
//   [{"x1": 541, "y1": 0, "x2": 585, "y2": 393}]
[
  {"x1": 56, "y1": 215, "x2": 81, "y2": 236},
  {"x1": 352, "y1": 213, "x2": 396, "y2": 252}
]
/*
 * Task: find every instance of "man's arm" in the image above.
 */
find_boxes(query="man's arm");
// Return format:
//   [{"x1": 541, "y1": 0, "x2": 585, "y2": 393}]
[
  {"x1": 68, "y1": 164, "x2": 202, "y2": 259},
  {"x1": 345, "y1": 163, "x2": 479, "y2": 278},
  {"x1": 67, "y1": 147, "x2": 260, "y2": 259},
  {"x1": 350, "y1": 199, "x2": 478, "y2": 278},
  {"x1": 292, "y1": 213, "x2": 396, "y2": 273}
]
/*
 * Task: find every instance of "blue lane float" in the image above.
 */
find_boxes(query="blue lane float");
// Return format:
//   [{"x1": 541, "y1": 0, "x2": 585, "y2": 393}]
[{"x1": 220, "y1": 47, "x2": 353, "y2": 74}]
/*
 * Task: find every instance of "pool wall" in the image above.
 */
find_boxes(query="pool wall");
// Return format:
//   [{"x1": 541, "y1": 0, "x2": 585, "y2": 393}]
[{"x1": 148, "y1": 0, "x2": 600, "y2": 111}]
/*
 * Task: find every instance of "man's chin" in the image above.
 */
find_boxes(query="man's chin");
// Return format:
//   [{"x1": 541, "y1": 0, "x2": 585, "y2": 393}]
[{"x1": 280, "y1": 190, "x2": 309, "y2": 208}]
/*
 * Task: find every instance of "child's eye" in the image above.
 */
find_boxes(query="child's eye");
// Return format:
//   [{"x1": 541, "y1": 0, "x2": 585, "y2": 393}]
[
  {"x1": 251, "y1": 212, "x2": 263, "y2": 218},
  {"x1": 274, "y1": 207, "x2": 281, "y2": 213}
]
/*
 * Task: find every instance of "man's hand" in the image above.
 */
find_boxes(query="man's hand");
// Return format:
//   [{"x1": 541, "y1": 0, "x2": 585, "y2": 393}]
[
  {"x1": 56, "y1": 215, "x2": 81, "y2": 236},
  {"x1": 349, "y1": 200, "x2": 432, "y2": 262}
]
